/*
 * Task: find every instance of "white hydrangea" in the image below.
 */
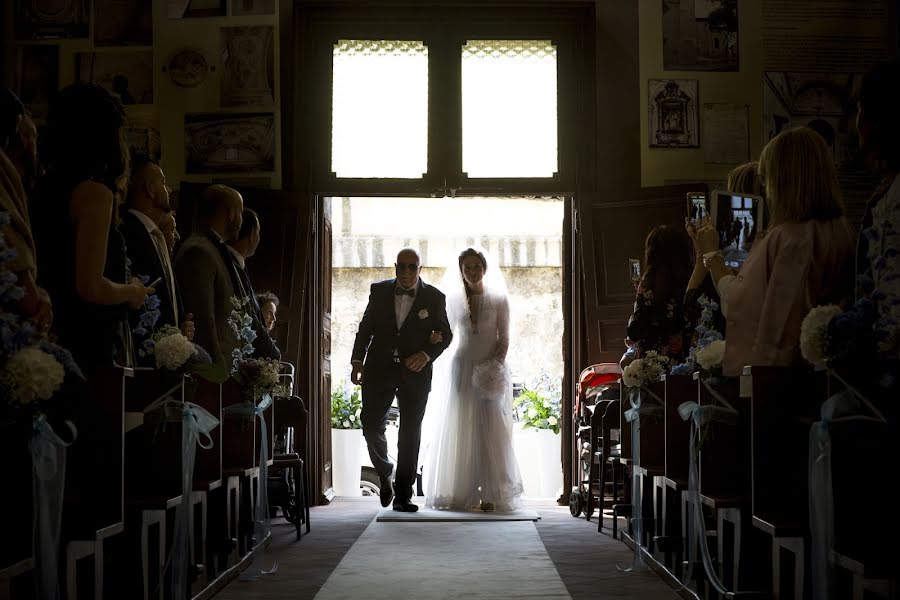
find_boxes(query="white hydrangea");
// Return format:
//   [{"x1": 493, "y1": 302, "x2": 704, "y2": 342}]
[
  {"x1": 154, "y1": 332, "x2": 196, "y2": 370},
  {"x1": 695, "y1": 339, "x2": 726, "y2": 371},
  {"x1": 800, "y1": 304, "x2": 841, "y2": 365},
  {"x1": 3, "y1": 347, "x2": 65, "y2": 404},
  {"x1": 622, "y1": 359, "x2": 644, "y2": 388}
]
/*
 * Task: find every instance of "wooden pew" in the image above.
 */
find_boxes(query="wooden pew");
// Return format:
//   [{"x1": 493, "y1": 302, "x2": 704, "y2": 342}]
[
  {"x1": 653, "y1": 373, "x2": 693, "y2": 574},
  {"x1": 0, "y1": 422, "x2": 34, "y2": 597},
  {"x1": 617, "y1": 380, "x2": 666, "y2": 550},
  {"x1": 748, "y1": 366, "x2": 826, "y2": 600},
  {"x1": 62, "y1": 366, "x2": 129, "y2": 600}
]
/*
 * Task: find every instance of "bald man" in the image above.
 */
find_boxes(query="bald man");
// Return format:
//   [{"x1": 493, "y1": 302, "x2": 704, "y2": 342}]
[{"x1": 174, "y1": 184, "x2": 244, "y2": 368}]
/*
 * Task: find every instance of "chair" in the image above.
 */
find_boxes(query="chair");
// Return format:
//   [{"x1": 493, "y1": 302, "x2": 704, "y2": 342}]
[{"x1": 269, "y1": 394, "x2": 311, "y2": 539}]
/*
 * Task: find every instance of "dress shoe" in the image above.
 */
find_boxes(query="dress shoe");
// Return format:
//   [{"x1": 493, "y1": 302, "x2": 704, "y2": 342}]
[
  {"x1": 378, "y1": 475, "x2": 394, "y2": 507},
  {"x1": 392, "y1": 497, "x2": 419, "y2": 512}
]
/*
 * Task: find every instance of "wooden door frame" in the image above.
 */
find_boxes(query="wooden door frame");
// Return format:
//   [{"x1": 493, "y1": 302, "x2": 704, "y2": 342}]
[{"x1": 287, "y1": 0, "x2": 597, "y2": 505}]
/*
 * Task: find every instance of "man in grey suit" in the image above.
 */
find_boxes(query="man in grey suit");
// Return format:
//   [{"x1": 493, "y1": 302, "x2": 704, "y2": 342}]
[{"x1": 174, "y1": 184, "x2": 244, "y2": 369}]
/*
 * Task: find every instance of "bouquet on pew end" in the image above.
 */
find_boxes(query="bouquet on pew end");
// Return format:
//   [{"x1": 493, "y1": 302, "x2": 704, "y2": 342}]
[{"x1": 0, "y1": 212, "x2": 83, "y2": 422}]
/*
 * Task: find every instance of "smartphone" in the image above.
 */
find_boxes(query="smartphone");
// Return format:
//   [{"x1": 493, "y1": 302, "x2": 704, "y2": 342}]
[
  {"x1": 710, "y1": 190, "x2": 766, "y2": 269},
  {"x1": 628, "y1": 258, "x2": 641, "y2": 282},
  {"x1": 686, "y1": 191, "x2": 707, "y2": 223},
  {"x1": 147, "y1": 276, "x2": 162, "y2": 289}
]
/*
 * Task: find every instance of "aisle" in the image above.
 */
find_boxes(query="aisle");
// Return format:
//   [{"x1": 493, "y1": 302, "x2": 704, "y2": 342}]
[{"x1": 313, "y1": 519, "x2": 571, "y2": 599}]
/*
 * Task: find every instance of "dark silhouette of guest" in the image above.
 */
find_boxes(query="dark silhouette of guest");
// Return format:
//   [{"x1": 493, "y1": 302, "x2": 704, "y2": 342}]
[{"x1": 112, "y1": 74, "x2": 135, "y2": 105}]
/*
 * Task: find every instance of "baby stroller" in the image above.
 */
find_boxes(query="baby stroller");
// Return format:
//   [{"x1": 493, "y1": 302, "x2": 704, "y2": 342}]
[{"x1": 569, "y1": 363, "x2": 621, "y2": 519}]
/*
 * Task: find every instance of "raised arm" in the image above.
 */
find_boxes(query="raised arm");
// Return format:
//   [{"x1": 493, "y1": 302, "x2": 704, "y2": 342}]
[{"x1": 71, "y1": 180, "x2": 151, "y2": 308}]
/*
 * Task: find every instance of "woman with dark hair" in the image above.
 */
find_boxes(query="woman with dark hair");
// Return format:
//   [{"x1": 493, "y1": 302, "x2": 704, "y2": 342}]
[
  {"x1": 31, "y1": 82, "x2": 151, "y2": 370},
  {"x1": 621, "y1": 225, "x2": 694, "y2": 367},
  {"x1": 424, "y1": 247, "x2": 523, "y2": 513}
]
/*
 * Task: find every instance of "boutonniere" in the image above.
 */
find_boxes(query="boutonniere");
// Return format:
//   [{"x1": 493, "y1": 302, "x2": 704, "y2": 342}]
[{"x1": 418, "y1": 309, "x2": 429, "y2": 319}]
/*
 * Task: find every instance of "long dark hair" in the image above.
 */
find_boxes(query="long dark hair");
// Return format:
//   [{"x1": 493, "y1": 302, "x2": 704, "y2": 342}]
[
  {"x1": 43, "y1": 82, "x2": 129, "y2": 203},
  {"x1": 458, "y1": 247, "x2": 488, "y2": 326},
  {"x1": 640, "y1": 225, "x2": 693, "y2": 305}
]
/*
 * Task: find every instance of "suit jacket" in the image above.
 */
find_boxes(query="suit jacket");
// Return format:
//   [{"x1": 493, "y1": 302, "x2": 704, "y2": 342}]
[
  {"x1": 351, "y1": 278, "x2": 452, "y2": 390},
  {"x1": 120, "y1": 210, "x2": 182, "y2": 331},
  {"x1": 174, "y1": 228, "x2": 236, "y2": 369},
  {"x1": 224, "y1": 250, "x2": 281, "y2": 361}
]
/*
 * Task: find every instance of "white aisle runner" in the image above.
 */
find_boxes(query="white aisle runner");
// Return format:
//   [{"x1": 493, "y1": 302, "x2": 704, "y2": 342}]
[{"x1": 313, "y1": 519, "x2": 572, "y2": 599}]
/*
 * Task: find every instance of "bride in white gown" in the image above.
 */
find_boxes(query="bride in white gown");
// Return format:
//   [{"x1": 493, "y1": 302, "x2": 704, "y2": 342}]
[{"x1": 424, "y1": 247, "x2": 524, "y2": 512}]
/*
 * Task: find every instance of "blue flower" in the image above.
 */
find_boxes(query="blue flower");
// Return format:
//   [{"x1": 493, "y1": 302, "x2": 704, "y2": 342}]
[{"x1": 146, "y1": 294, "x2": 161, "y2": 310}]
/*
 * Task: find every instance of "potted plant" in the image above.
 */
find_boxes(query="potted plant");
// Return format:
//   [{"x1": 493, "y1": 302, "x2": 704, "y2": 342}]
[
  {"x1": 330, "y1": 378, "x2": 363, "y2": 496},
  {"x1": 512, "y1": 371, "x2": 562, "y2": 498}
]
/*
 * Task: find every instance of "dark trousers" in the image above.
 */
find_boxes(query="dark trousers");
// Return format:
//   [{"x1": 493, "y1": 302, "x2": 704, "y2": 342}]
[{"x1": 360, "y1": 367, "x2": 428, "y2": 501}]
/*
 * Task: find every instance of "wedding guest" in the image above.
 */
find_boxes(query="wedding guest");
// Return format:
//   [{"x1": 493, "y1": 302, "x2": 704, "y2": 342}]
[
  {"x1": 31, "y1": 83, "x2": 151, "y2": 369},
  {"x1": 226, "y1": 208, "x2": 280, "y2": 360},
  {"x1": 620, "y1": 224, "x2": 694, "y2": 368},
  {"x1": 683, "y1": 161, "x2": 763, "y2": 339},
  {"x1": 121, "y1": 154, "x2": 194, "y2": 346},
  {"x1": 158, "y1": 210, "x2": 180, "y2": 256},
  {"x1": 855, "y1": 59, "x2": 900, "y2": 356},
  {"x1": 256, "y1": 291, "x2": 279, "y2": 333},
  {"x1": 693, "y1": 127, "x2": 855, "y2": 376},
  {"x1": 174, "y1": 184, "x2": 243, "y2": 369},
  {"x1": 0, "y1": 88, "x2": 52, "y2": 331}
]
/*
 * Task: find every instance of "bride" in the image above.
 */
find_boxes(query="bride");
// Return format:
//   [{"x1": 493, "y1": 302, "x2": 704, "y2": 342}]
[{"x1": 423, "y1": 247, "x2": 524, "y2": 512}]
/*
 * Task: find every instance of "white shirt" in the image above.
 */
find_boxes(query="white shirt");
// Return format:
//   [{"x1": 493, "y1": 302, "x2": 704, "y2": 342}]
[
  {"x1": 129, "y1": 208, "x2": 178, "y2": 325},
  {"x1": 394, "y1": 283, "x2": 417, "y2": 329},
  {"x1": 226, "y1": 244, "x2": 246, "y2": 269}
]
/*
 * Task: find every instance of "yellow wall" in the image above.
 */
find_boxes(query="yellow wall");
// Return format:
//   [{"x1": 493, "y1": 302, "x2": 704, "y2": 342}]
[{"x1": 638, "y1": 0, "x2": 763, "y2": 188}]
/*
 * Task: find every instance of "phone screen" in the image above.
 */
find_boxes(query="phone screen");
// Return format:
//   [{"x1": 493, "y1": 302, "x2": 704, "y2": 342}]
[
  {"x1": 628, "y1": 258, "x2": 641, "y2": 282},
  {"x1": 711, "y1": 191, "x2": 765, "y2": 269},
  {"x1": 687, "y1": 192, "x2": 707, "y2": 222}
]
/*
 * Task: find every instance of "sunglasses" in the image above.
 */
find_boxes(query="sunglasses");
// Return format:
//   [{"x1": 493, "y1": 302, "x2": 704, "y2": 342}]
[{"x1": 396, "y1": 262, "x2": 420, "y2": 272}]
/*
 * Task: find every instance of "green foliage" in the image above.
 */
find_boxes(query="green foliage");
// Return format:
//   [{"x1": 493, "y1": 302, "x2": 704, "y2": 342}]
[
  {"x1": 513, "y1": 371, "x2": 561, "y2": 434},
  {"x1": 331, "y1": 378, "x2": 362, "y2": 429}
]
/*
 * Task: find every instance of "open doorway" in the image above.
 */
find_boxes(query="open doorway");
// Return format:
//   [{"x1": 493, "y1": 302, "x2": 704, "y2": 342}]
[{"x1": 328, "y1": 195, "x2": 565, "y2": 501}]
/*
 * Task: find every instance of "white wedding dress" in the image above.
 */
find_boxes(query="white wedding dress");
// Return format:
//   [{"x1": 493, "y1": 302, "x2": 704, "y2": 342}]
[{"x1": 424, "y1": 273, "x2": 524, "y2": 512}]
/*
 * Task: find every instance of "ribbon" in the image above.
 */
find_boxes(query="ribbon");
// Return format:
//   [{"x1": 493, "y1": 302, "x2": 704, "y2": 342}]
[
  {"x1": 170, "y1": 400, "x2": 219, "y2": 600},
  {"x1": 677, "y1": 378, "x2": 738, "y2": 596},
  {"x1": 618, "y1": 386, "x2": 664, "y2": 571},
  {"x1": 29, "y1": 415, "x2": 77, "y2": 600},
  {"x1": 239, "y1": 394, "x2": 278, "y2": 580},
  {"x1": 809, "y1": 379, "x2": 886, "y2": 600}
]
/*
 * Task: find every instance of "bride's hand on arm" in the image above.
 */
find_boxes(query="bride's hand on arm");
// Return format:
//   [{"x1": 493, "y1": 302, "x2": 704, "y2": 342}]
[
  {"x1": 404, "y1": 351, "x2": 430, "y2": 372},
  {"x1": 429, "y1": 330, "x2": 443, "y2": 344}
]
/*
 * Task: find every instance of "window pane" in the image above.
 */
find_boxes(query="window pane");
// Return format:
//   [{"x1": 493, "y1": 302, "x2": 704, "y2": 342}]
[
  {"x1": 332, "y1": 40, "x2": 428, "y2": 178},
  {"x1": 462, "y1": 40, "x2": 558, "y2": 178}
]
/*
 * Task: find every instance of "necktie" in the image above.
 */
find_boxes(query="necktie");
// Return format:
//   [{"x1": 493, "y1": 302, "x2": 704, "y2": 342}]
[
  {"x1": 395, "y1": 287, "x2": 415, "y2": 297},
  {"x1": 151, "y1": 227, "x2": 179, "y2": 325}
]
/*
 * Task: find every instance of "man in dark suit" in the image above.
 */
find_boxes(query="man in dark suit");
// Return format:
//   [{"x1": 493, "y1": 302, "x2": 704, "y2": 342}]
[
  {"x1": 226, "y1": 208, "x2": 280, "y2": 361},
  {"x1": 174, "y1": 185, "x2": 243, "y2": 369},
  {"x1": 351, "y1": 248, "x2": 452, "y2": 512},
  {"x1": 121, "y1": 155, "x2": 194, "y2": 356}
]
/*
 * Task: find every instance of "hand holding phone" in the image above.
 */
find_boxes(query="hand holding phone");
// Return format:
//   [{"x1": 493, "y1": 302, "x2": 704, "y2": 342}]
[{"x1": 147, "y1": 276, "x2": 162, "y2": 289}]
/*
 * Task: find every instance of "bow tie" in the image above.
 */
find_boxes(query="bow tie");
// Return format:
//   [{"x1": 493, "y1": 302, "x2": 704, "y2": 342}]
[{"x1": 395, "y1": 287, "x2": 415, "y2": 297}]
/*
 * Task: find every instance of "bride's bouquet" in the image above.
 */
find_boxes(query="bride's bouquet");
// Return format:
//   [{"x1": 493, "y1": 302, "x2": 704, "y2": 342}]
[{"x1": 472, "y1": 357, "x2": 511, "y2": 399}]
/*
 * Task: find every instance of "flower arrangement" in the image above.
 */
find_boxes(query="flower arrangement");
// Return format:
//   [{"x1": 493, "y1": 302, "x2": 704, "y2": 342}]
[
  {"x1": 799, "y1": 304, "x2": 844, "y2": 366},
  {"x1": 672, "y1": 294, "x2": 724, "y2": 376},
  {"x1": 133, "y1": 275, "x2": 161, "y2": 355},
  {"x1": 513, "y1": 370, "x2": 561, "y2": 434},
  {"x1": 621, "y1": 350, "x2": 669, "y2": 389},
  {"x1": 232, "y1": 356, "x2": 286, "y2": 402},
  {"x1": 228, "y1": 295, "x2": 256, "y2": 373},
  {"x1": 0, "y1": 212, "x2": 83, "y2": 417},
  {"x1": 331, "y1": 378, "x2": 362, "y2": 429}
]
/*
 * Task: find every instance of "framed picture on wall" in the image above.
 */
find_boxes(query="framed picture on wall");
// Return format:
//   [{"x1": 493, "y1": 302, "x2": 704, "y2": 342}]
[
  {"x1": 94, "y1": 0, "x2": 153, "y2": 46},
  {"x1": 231, "y1": 0, "x2": 276, "y2": 16},
  {"x1": 76, "y1": 51, "x2": 154, "y2": 105},
  {"x1": 662, "y1": 0, "x2": 739, "y2": 71},
  {"x1": 184, "y1": 113, "x2": 276, "y2": 173},
  {"x1": 220, "y1": 26, "x2": 276, "y2": 107},
  {"x1": 168, "y1": 0, "x2": 226, "y2": 18},
  {"x1": 14, "y1": 0, "x2": 89, "y2": 40},
  {"x1": 124, "y1": 106, "x2": 161, "y2": 162},
  {"x1": 14, "y1": 45, "x2": 59, "y2": 123},
  {"x1": 648, "y1": 79, "x2": 699, "y2": 148}
]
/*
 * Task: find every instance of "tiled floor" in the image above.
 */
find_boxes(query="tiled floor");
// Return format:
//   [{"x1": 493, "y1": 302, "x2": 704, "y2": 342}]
[{"x1": 215, "y1": 497, "x2": 681, "y2": 600}]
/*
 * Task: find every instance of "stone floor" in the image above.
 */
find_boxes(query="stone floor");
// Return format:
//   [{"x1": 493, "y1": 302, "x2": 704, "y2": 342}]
[{"x1": 214, "y1": 497, "x2": 682, "y2": 600}]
